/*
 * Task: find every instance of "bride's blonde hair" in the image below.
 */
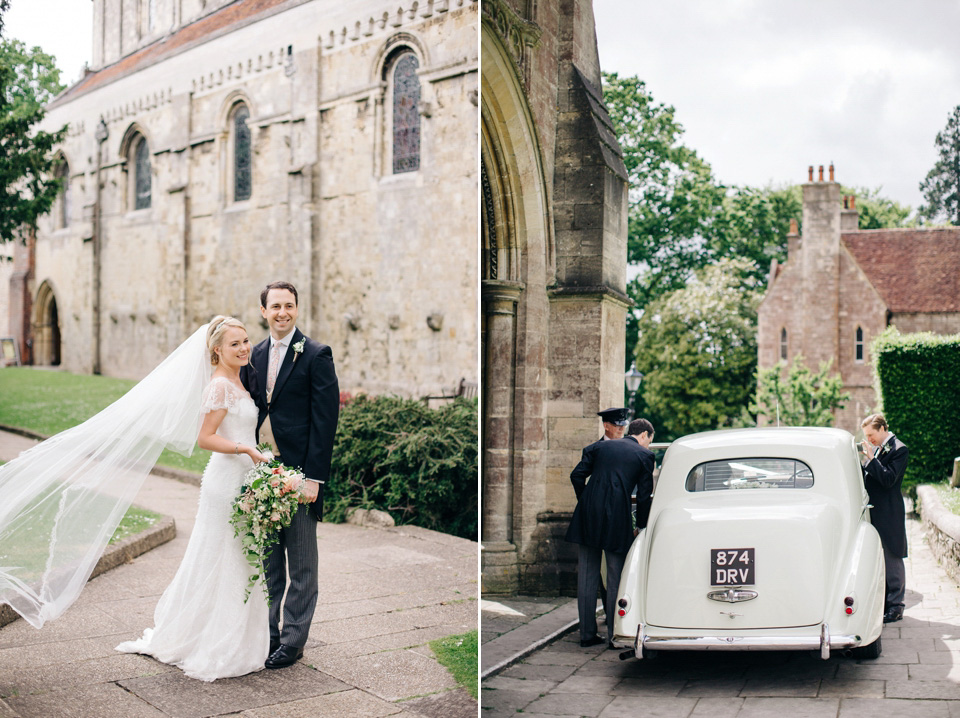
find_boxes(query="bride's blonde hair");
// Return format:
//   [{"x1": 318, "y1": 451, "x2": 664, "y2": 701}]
[{"x1": 206, "y1": 316, "x2": 246, "y2": 365}]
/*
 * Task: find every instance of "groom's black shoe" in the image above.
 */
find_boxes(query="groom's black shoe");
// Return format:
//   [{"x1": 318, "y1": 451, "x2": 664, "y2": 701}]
[
  {"x1": 265, "y1": 644, "x2": 304, "y2": 669},
  {"x1": 269, "y1": 640, "x2": 280, "y2": 656}
]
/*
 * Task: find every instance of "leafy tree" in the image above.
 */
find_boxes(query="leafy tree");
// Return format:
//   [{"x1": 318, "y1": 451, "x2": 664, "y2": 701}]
[
  {"x1": 2, "y1": 38, "x2": 63, "y2": 114},
  {"x1": 632, "y1": 258, "x2": 761, "y2": 440},
  {"x1": 918, "y1": 105, "x2": 960, "y2": 225},
  {"x1": 751, "y1": 356, "x2": 850, "y2": 427},
  {"x1": 711, "y1": 184, "x2": 802, "y2": 285},
  {"x1": 0, "y1": 30, "x2": 66, "y2": 244},
  {"x1": 602, "y1": 72, "x2": 725, "y2": 357}
]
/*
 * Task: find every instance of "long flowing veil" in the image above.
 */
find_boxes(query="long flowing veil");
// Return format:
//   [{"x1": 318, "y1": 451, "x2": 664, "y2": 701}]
[{"x1": 0, "y1": 323, "x2": 212, "y2": 628}]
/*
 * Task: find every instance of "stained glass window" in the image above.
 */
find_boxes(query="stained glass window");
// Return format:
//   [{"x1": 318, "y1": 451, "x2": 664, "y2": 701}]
[
  {"x1": 134, "y1": 137, "x2": 151, "y2": 210},
  {"x1": 392, "y1": 53, "x2": 420, "y2": 174},
  {"x1": 234, "y1": 105, "x2": 252, "y2": 202},
  {"x1": 855, "y1": 326, "x2": 864, "y2": 362}
]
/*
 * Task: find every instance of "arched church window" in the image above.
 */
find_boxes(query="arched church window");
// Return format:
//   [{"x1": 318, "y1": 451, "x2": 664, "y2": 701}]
[
  {"x1": 780, "y1": 328, "x2": 788, "y2": 361},
  {"x1": 855, "y1": 326, "x2": 864, "y2": 363},
  {"x1": 132, "y1": 135, "x2": 151, "y2": 210},
  {"x1": 54, "y1": 159, "x2": 70, "y2": 229},
  {"x1": 232, "y1": 104, "x2": 252, "y2": 202},
  {"x1": 391, "y1": 52, "x2": 420, "y2": 173}
]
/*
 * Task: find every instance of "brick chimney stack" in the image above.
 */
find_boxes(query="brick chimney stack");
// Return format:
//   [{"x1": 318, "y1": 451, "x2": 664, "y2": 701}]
[
  {"x1": 829, "y1": 163, "x2": 835, "y2": 182},
  {"x1": 818, "y1": 165, "x2": 824, "y2": 182},
  {"x1": 800, "y1": 164, "x2": 842, "y2": 368},
  {"x1": 841, "y1": 192, "x2": 859, "y2": 232},
  {"x1": 787, "y1": 217, "x2": 801, "y2": 260}
]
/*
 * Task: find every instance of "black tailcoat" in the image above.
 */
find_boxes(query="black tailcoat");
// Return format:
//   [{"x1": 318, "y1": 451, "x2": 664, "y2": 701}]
[
  {"x1": 863, "y1": 435, "x2": 909, "y2": 558},
  {"x1": 565, "y1": 436, "x2": 655, "y2": 554},
  {"x1": 240, "y1": 327, "x2": 340, "y2": 521}
]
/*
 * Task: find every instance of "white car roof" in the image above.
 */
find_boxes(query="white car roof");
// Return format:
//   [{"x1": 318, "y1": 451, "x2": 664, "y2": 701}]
[{"x1": 670, "y1": 427, "x2": 854, "y2": 454}]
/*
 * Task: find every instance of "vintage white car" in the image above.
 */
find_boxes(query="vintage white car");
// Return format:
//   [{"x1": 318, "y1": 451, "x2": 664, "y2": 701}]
[{"x1": 613, "y1": 427, "x2": 885, "y2": 660}]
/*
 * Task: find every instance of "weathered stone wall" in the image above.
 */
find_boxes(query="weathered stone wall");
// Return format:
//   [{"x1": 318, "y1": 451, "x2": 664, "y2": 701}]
[
  {"x1": 917, "y1": 484, "x2": 960, "y2": 588},
  {"x1": 893, "y1": 312, "x2": 960, "y2": 335},
  {"x1": 15, "y1": 0, "x2": 478, "y2": 397},
  {"x1": 480, "y1": 0, "x2": 629, "y2": 596}
]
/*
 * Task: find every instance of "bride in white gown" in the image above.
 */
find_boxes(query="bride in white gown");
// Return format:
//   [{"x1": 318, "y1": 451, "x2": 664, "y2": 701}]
[
  {"x1": 116, "y1": 316, "x2": 272, "y2": 681},
  {"x1": 0, "y1": 316, "x2": 273, "y2": 681}
]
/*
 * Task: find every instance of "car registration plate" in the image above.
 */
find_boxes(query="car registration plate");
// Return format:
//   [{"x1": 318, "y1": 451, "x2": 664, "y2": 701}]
[{"x1": 710, "y1": 548, "x2": 755, "y2": 586}]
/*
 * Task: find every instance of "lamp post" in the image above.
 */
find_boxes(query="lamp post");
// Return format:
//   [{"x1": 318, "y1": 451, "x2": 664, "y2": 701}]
[{"x1": 625, "y1": 362, "x2": 643, "y2": 419}]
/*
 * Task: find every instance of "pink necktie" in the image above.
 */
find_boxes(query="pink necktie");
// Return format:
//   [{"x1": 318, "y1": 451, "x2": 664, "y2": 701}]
[{"x1": 267, "y1": 342, "x2": 281, "y2": 395}]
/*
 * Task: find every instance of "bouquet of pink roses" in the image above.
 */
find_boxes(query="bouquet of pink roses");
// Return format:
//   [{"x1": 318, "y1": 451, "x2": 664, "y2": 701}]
[{"x1": 229, "y1": 450, "x2": 306, "y2": 603}]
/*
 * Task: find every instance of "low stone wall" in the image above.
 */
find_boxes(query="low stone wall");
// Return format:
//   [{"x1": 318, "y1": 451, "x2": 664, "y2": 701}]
[
  {"x1": 0, "y1": 513, "x2": 175, "y2": 629},
  {"x1": 916, "y1": 484, "x2": 960, "y2": 586}
]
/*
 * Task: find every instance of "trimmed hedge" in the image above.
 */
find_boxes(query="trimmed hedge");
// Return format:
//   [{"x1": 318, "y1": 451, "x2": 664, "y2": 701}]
[
  {"x1": 872, "y1": 327, "x2": 960, "y2": 491},
  {"x1": 326, "y1": 395, "x2": 477, "y2": 540}
]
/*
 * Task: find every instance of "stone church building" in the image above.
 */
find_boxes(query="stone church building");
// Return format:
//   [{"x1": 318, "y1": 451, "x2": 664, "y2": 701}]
[
  {"x1": 5, "y1": 0, "x2": 478, "y2": 400},
  {"x1": 757, "y1": 165, "x2": 960, "y2": 433},
  {"x1": 481, "y1": 0, "x2": 630, "y2": 595}
]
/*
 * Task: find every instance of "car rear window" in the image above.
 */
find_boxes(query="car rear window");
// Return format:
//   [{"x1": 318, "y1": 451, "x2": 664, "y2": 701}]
[{"x1": 685, "y1": 458, "x2": 814, "y2": 491}]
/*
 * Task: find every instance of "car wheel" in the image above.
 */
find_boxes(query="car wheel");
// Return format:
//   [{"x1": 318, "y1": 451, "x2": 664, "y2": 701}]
[{"x1": 851, "y1": 636, "x2": 882, "y2": 660}]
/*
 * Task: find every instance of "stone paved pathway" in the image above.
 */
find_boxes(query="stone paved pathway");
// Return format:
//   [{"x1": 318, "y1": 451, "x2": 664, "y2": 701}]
[
  {"x1": 0, "y1": 431, "x2": 478, "y2": 718},
  {"x1": 481, "y1": 514, "x2": 960, "y2": 717}
]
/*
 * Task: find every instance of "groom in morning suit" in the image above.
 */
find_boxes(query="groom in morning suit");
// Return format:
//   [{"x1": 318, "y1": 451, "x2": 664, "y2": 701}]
[{"x1": 241, "y1": 281, "x2": 340, "y2": 668}]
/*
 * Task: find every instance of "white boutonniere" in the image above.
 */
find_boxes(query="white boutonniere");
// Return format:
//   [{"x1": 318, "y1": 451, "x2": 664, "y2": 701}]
[{"x1": 292, "y1": 338, "x2": 306, "y2": 364}]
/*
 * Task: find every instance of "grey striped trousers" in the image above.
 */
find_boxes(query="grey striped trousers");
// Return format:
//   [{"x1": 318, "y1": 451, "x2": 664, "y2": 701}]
[{"x1": 265, "y1": 503, "x2": 319, "y2": 649}]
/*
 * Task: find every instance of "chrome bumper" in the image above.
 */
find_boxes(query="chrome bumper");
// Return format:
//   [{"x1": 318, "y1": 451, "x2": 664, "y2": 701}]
[{"x1": 630, "y1": 623, "x2": 860, "y2": 660}]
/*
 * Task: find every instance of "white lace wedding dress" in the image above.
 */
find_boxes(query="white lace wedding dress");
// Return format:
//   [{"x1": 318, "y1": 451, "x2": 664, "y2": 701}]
[{"x1": 116, "y1": 377, "x2": 269, "y2": 681}]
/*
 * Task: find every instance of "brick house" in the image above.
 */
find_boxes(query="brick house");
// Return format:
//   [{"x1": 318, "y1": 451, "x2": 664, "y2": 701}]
[{"x1": 757, "y1": 165, "x2": 960, "y2": 433}]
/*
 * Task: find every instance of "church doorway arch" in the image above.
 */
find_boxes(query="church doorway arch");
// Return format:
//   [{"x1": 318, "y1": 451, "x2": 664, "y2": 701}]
[
  {"x1": 33, "y1": 281, "x2": 61, "y2": 366},
  {"x1": 480, "y1": 19, "x2": 551, "y2": 594}
]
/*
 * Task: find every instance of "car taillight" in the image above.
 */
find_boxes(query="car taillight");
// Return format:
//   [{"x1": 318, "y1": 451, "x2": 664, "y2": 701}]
[
  {"x1": 617, "y1": 596, "x2": 629, "y2": 616},
  {"x1": 844, "y1": 596, "x2": 855, "y2": 614}
]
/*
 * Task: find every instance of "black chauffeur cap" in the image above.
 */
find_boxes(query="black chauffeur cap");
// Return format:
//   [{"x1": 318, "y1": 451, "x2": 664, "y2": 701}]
[{"x1": 597, "y1": 408, "x2": 629, "y2": 426}]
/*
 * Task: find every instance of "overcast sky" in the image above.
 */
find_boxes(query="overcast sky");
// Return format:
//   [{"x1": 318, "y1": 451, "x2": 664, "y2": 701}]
[
  {"x1": 595, "y1": 0, "x2": 960, "y2": 212},
  {"x1": 5, "y1": 1, "x2": 959, "y2": 212},
  {"x1": 4, "y1": 1, "x2": 93, "y2": 87}
]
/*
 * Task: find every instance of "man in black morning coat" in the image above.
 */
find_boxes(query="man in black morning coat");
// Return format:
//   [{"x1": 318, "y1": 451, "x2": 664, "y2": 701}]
[
  {"x1": 241, "y1": 281, "x2": 340, "y2": 668},
  {"x1": 860, "y1": 413, "x2": 909, "y2": 623},
  {"x1": 565, "y1": 418, "x2": 656, "y2": 648}
]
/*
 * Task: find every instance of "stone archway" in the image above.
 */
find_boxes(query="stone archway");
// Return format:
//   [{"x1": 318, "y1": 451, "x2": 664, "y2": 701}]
[
  {"x1": 33, "y1": 281, "x2": 61, "y2": 366},
  {"x1": 480, "y1": 19, "x2": 551, "y2": 595}
]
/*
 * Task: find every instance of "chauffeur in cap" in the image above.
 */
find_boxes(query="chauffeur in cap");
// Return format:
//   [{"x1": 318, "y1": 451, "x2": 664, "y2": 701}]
[
  {"x1": 566, "y1": 418, "x2": 656, "y2": 648},
  {"x1": 566, "y1": 408, "x2": 630, "y2": 645}
]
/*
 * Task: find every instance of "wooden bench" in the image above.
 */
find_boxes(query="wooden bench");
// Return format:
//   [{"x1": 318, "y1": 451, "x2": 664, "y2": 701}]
[{"x1": 422, "y1": 377, "x2": 477, "y2": 404}]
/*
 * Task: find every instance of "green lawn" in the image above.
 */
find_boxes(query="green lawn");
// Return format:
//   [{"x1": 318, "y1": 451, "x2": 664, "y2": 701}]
[
  {"x1": 110, "y1": 506, "x2": 163, "y2": 544},
  {"x1": 0, "y1": 367, "x2": 210, "y2": 473},
  {"x1": 429, "y1": 630, "x2": 478, "y2": 699}
]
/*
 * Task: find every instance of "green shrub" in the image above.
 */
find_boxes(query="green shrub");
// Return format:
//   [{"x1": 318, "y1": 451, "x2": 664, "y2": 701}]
[
  {"x1": 326, "y1": 395, "x2": 477, "y2": 540},
  {"x1": 872, "y1": 327, "x2": 960, "y2": 489}
]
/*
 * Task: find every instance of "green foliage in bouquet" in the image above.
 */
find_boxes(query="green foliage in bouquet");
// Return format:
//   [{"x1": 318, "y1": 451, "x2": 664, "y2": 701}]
[
  {"x1": 872, "y1": 327, "x2": 960, "y2": 494},
  {"x1": 230, "y1": 457, "x2": 305, "y2": 603},
  {"x1": 327, "y1": 396, "x2": 477, "y2": 540}
]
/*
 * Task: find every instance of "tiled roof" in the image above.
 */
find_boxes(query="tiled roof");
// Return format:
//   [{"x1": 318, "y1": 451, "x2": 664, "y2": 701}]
[
  {"x1": 843, "y1": 227, "x2": 960, "y2": 313},
  {"x1": 50, "y1": 0, "x2": 297, "y2": 107}
]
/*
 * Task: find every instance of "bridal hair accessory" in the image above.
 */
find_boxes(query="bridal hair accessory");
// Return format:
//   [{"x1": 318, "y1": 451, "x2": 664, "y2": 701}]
[{"x1": 0, "y1": 324, "x2": 213, "y2": 628}]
